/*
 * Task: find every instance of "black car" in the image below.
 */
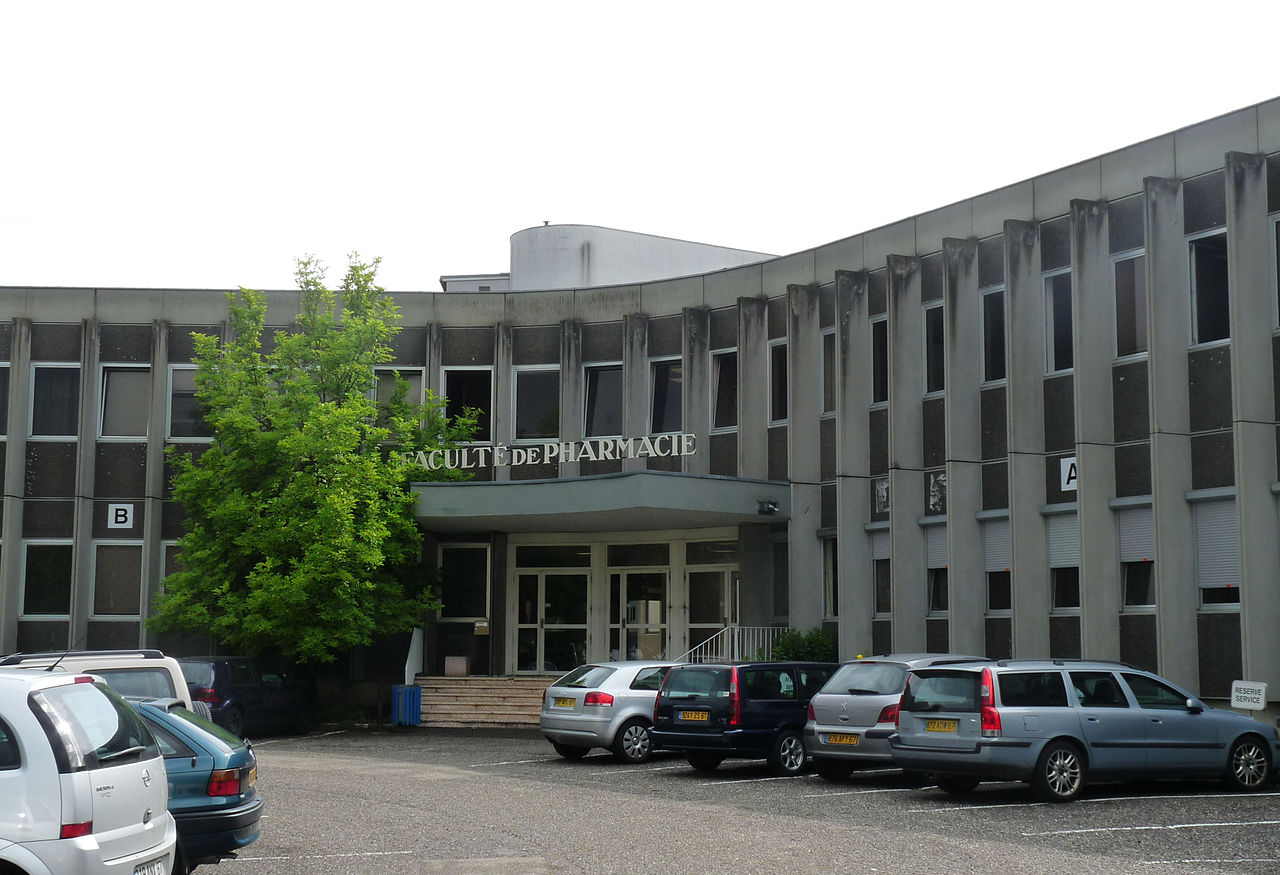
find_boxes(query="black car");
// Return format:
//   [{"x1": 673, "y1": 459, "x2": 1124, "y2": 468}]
[
  {"x1": 178, "y1": 657, "x2": 316, "y2": 738},
  {"x1": 651, "y1": 661, "x2": 836, "y2": 775}
]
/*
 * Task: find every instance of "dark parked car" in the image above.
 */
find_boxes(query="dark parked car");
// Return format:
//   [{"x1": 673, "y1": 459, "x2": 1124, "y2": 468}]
[
  {"x1": 651, "y1": 661, "x2": 836, "y2": 775},
  {"x1": 131, "y1": 698, "x2": 263, "y2": 873},
  {"x1": 178, "y1": 657, "x2": 316, "y2": 738}
]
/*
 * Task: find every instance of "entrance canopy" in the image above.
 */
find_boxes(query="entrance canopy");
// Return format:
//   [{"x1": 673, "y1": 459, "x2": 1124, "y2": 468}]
[{"x1": 412, "y1": 470, "x2": 791, "y2": 534}]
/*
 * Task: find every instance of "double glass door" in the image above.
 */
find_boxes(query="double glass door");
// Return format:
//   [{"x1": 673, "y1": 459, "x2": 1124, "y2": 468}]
[
  {"x1": 609, "y1": 571, "x2": 668, "y2": 660},
  {"x1": 516, "y1": 573, "x2": 588, "y2": 673},
  {"x1": 686, "y1": 568, "x2": 739, "y2": 651}
]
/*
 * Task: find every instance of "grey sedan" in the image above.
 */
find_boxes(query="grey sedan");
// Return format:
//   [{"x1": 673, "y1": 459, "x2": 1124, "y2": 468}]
[{"x1": 540, "y1": 661, "x2": 674, "y2": 763}]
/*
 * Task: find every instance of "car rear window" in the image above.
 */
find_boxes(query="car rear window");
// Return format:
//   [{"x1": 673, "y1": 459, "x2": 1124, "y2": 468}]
[
  {"x1": 997, "y1": 671, "x2": 1070, "y2": 708},
  {"x1": 901, "y1": 670, "x2": 980, "y2": 712},
  {"x1": 0, "y1": 718, "x2": 19, "y2": 770},
  {"x1": 92, "y1": 668, "x2": 177, "y2": 700},
  {"x1": 554, "y1": 665, "x2": 617, "y2": 688},
  {"x1": 743, "y1": 669, "x2": 794, "y2": 700},
  {"x1": 664, "y1": 667, "x2": 729, "y2": 698},
  {"x1": 630, "y1": 666, "x2": 669, "y2": 691},
  {"x1": 180, "y1": 661, "x2": 214, "y2": 687},
  {"x1": 30, "y1": 682, "x2": 159, "y2": 773},
  {"x1": 821, "y1": 662, "x2": 907, "y2": 696}
]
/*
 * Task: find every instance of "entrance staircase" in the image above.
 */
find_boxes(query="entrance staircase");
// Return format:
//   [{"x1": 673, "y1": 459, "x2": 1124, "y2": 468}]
[{"x1": 411, "y1": 676, "x2": 547, "y2": 728}]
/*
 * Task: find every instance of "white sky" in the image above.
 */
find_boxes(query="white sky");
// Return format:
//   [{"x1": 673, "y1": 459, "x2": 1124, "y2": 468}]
[{"x1": 2, "y1": 2, "x2": 1278, "y2": 294}]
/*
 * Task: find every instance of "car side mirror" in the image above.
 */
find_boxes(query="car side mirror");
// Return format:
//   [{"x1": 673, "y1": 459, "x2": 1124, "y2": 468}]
[{"x1": 1186, "y1": 698, "x2": 1204, "y2": 714}]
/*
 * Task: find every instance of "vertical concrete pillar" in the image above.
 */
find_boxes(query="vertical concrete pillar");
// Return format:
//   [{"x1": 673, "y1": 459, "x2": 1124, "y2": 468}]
[
  {"x1": 1, "y1": 318, "x2": 32, "y2": 652},
  {"x1": 737, "y1": 298, "x2": 769, "y2": 480},
  {"x1": 492, "y1": 324, "x2": 513, "y2": 482},
  {"x1": 141, "y1": 320, "x2": 170, "y2": 646},
  {"x1": 559, "y1": 320, "x2": 583, "y2": 478},
  {"x1": 787, "y1": 283, "x2": 823, "y2": 631},
  {"x1": 887, "y1": 255, "x2": 926, "y2": 651},
  {"x1": 835, "y1": 271, "x2": 874, "y2": 659},
  {"x1": 1145, "y1": 176, "x2": 1198, "y2": 691},
  {"x1": 622, "y1": 313, "x2": 648, "y2": 473},
  {"x1": 1071, "y1": 199, "x2": 1122, "y2": 660},
  {"x1": 1005, "y1": 220, "x2": 1051, "y2": 656},
  {"x1": 70, "y1": 319, "x2": 100, "y2": 648},
  {"x1": 1225, "y1": 152, "x2": 1280, "y2": 692},
  {"x1": 682, "y1": 307, "x2": 711, "y2": 475},
  {"x1": 425, "y1": 323, "x2": 442, "y2": 398},
  {"x1": 943, "y1": 238, "x2": 985, "y2": 656}
]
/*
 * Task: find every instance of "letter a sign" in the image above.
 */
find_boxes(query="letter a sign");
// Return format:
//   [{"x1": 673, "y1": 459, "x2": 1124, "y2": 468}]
[{"x1": 1060, "y1": 457, "x2": 1078, "y2": 492}]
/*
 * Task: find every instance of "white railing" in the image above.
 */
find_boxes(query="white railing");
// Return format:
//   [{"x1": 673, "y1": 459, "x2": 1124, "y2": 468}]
[{"x1": 675, "y1": 626, "x2": 786, "y2": 663}]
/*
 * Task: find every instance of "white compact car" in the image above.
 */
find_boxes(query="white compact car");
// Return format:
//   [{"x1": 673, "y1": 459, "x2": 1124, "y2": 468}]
[
  {"x1": 540, "y1": 661, "x2": 674, "y2": 763},
  {"x1": 0, "y1": 668, "x2": 177, "y2": 874},
  {"x1": 0, "y1": 649, "x2": 201, "y2": 714}
]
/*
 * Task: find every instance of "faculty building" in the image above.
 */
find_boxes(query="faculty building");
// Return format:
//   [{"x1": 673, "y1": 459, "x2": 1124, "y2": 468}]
[{"x1": 2, "y1": 98, "x2": 1279, "y2": 707}]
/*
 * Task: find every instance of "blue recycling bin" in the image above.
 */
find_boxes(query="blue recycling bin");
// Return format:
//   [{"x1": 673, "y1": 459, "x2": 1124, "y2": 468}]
[{"x1": 391, "y1": 685, "x2": 421, "y2": 726}]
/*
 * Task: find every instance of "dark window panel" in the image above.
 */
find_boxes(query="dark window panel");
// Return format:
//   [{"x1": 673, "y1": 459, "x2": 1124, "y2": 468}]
[
  {"x1": 444, "y1": 369, "x2": 492, "y2": 442},
  {"x1": 1184, "y1": 170, "x2": 1227, "y2": 234},
  {"x1": 712, "y1": 352, "x2": 738, "y2": 430},
  {"x1": 1114, "y1": 255, "x2": 1148, "y2": 357},
  {"x1": 582, "y1": 322, "x2": 624, "y2": 363},
  {"x1": 1047, "y1": 273, "x2": 1073, "y2": 371},
  {"x1": 871, "y1": 320, "x2": 888, "y2": 404},
  {"x1": 770, "y1": 343, "x2": 788, "y2": 422},
  {"x1": 978, "y1": 235, "x2": 1005, "y2": 288},
  {"x1": 514, "y1": 370, "x2": 559, "y2": 440},
  {"x1": 31, "y1": 367, "x2": 79, "y2": 436},
  {"x1": 23, "y1": 544, "x2": 73, "y2": 614},
  {"x1": 1039, "y1": 216, "x2": 1071, "y2": 272},
  {"x1": 441, "y1": 327, "x2": 495, "y2": 367},
  {"x1": 983, "y1": 291, "x2": 1006, "y2": 382},
  {"x1": 584, "y1": 365, "x2": 623, "y2": 438},
  {"x1": 1108, "y1": 195, "x2": 1146, "y2": 254},
  {"x1": 920, "y1": 252, "x2": 944, "y2": 303},
  {"x1": 868, "y1": 270, "x2": 888, "y2": 317},
  {"x1": 650, "y1": 360, "x2": 682, "y2": 434},
  {"x1": 1191, "y1": 234, "x2": 1230, "y2": 343},
  {"x1": 924, "y1": 306, "x2": 945, "y2": 393},
  {"x1": 512, "y1": 326, "x2": 559, "y2": 366}
]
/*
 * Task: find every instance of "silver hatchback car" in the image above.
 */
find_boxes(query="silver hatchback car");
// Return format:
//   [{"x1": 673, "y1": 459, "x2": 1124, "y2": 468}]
[
  {"x1": 804, "y1": 653, "x2": 985, "y2": 780},
  {"x1": 540, "y1": 661, "x2": 674, "y2": 763},
  {"x1": 891, "y1": 658, "x2": 1280, "y2": 802}
]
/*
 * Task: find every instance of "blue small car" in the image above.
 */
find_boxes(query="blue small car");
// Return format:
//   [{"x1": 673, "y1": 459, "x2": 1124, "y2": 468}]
[{"x1": 131, "y1": 698, "x2": 264, "y2": 873}]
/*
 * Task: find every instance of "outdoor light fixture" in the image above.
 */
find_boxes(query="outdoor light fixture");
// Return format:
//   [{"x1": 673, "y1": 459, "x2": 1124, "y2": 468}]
[{"x1": 757, "y1": 500, "x2": 779, "y2": 515}]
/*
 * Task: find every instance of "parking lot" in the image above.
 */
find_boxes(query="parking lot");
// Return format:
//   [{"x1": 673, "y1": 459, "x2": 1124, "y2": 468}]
[{"x1": 216, "y1": 727, "x2": 1280, "y2": 874}]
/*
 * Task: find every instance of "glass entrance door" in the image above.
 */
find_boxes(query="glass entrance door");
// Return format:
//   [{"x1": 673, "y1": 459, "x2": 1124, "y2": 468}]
[
  {"x1": 516, "y1": 573, "x2": 588, "y2": 673},
  {"x1": 687, "y1": 569, "x2": 739, "y2": 652},
  {"x1": 609, "y1": 571, "x2": 668, "y2": 660}
]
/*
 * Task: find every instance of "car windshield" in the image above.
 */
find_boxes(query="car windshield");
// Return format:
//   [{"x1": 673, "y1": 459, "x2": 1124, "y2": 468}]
[
  {"x1": 900, "y1": 670, "x2": 980, "y2": 713},
  {"x1": 664, "y1": 667, "x2": 729, "y2": 698},
  {"x1": 180, "y1": 661, "x2": 214, "y2": 687},
  {"x1": 553, "y1": 665, "x2": 616, "y2": 689},
  {"x1": 821, "y1": 662, "x2": 906, "y2": 696}
]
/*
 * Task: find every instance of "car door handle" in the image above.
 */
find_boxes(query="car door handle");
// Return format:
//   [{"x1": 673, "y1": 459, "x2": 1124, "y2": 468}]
[{"x1": 1086, "y1": 716, "x2": 1100, "y2": 723}]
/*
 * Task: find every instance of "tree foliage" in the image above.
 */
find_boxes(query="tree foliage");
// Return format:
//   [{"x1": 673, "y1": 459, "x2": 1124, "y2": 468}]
[
  {"x1": 766, "y1": 627, "x2": 838, "y2": 662},
  {"x1": 150, "y1": 256, "x2": 476, "y2": 663}
]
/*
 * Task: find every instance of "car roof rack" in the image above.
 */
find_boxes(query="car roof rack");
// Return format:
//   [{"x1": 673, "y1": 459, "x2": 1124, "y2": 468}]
[{"x1": 0, "y1": 649, "x2": 168, "y2": 665}]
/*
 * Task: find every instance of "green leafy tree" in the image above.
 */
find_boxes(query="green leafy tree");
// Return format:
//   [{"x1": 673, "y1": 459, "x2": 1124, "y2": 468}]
[
  {"x1": 765, "y1": 627, "x2": 838, "y2": 662},
  {"x1": 150, "y1": 255, "x2": 477, "y2": 663}
]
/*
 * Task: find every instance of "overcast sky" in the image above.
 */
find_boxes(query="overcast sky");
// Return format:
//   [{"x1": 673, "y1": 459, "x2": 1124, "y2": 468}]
[{"x1": 2, "y1": 2, "x2": 1278, "y2": 294}]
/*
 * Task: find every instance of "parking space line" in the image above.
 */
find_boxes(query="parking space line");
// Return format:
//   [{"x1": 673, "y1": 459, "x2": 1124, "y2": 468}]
[
  {"x1": 468, "y1": 757, "x2": 562, "y2": 767},
  {"x1": 911, "y1": 789, "x2": 1280, "y2": 814},
  {"x1": 1023, "y1": 819, "x2": 1280, "y2": 837},
  {"x1": 1142, "y1": 858, "x2": 1280, "y2": 866},
  {"x1": 235, "y1": 850, "x2": 418, "y2": 862},
  {"x1": 701, "y1": 774, "x2": 818, "y2": 786},
  {"x1": 588, "y1": 764, "x2": 689, "y2": 775},
  {"x1": 802, "y1": 786, "x2": 923, "y2": 798}
]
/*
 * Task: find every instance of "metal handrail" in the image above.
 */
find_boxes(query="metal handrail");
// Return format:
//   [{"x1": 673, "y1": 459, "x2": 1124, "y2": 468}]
[{"x1": 675, "y1": 625, "x2": 785, "y2": 663}]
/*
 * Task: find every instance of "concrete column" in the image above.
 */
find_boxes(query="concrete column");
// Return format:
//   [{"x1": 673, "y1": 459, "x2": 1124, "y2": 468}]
[
  {"x1": 835, "y1": 271, "x2": 874, "y2": 659},
  {"x1": 1145, "y1": 176, "x2": 1198, "y2": 691},
  {"x1": 559, "y1": 320, "x2": 582, "y2": 478},
  {"x1": 425, "y1": 323, "x2": 442, "y2": 397},
  {"x1": 943, "y1": 238, "x2": 985, "y2": 656},
  {"x1": 1, "y1": 319, "x2": 32, "y2": 652},
  {"x1": 622, "y1": 314, "x2": 648, "y2": 473},
  {"x1": 70, "y1": 318, "x2": 100, "y2": 648},
  {"x1": 1071, "y1": 199, "x2": 1121, "y2": 660},
  {"x1": 492, "y1": 324, "x2": 513, "y2": 482},
  {"x1": 1226, "y1": 152, "x2": 1280, "y2": 693},
  {"x1": 887, "y1": 255, "x2": 926, "y2": 651},
  {"x1": 682, "y1": 307, "x2": 711, "y2": 475},
  {"x1": 141, "y1": 320, "x2": 170, "y2": 646},
  {"x1": 1004, "y1": 220, "x2": 1051, "y2": 656},
  {"x1": 737, "y1": 298, "x2": 769, "y2": 479},
  {"x1": 787, "y1": 283, "x2": 823, "y2": 631}
]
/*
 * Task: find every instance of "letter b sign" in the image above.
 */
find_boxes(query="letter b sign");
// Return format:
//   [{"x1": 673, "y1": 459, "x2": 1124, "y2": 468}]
[{"x1": 107, "y1": 503, "x2": 134, "y2": 530}]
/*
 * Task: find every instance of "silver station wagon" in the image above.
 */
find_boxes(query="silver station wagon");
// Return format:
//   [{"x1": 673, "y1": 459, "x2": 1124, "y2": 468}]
[
  {"x1": 890, "y1": 659, "x2": 1280, "y2": 802},
  {"x1": 540, "y1": 661, "x2": 674, "y2": 763}
]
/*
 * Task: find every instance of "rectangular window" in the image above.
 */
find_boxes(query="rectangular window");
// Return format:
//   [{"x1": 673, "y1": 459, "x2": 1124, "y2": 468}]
[
  {"x1": 438, "y1": 544, "x2": 490, "y2": 621},
  {"x1": 442, "y1": 367, "x2": 492, "y2": 442},
  {"x1": 0, "y1": 364, "x2": 9, "y2": 436},
  {"x1": 1272, "y1": 216, "x2": 1279, "y2": 327},
  {"x1": 514, "y1": 367, "x2": 559, "y2": 440},
  {"x1": 1190, "y1": 232, "x2": 1230, "y2": 343},
  {"x1": 769, "y1": 340, "x2": 788, "y2": 424},
  {"x1": 871, "y1": 317, "x2": 888, "y2": 404},
  {"x1": 711, "y1": 351, "x2": 737, "y2": 430},
  {"x1": 1045, "y1": 272, "x2": 1073, "y2": 372},
  {"x1": 924, "y1": 304, "x2": 944, "y2": 394},
  {"x1": 168, "y1": 366, "x2": 211, "y2": 439},
  {"x1": 584, "y1": 364, "x2": 624, "y2": 438},
  {"x1": 92, "y1": 543, "x2": 143, "y2": 617},
  {"x1": 1113, "y1": 254, "x2": 1148, "y2": 357},
  {"x1": 1122, "y1": 560, "x2": 1154, "y2": 608},
  {"x1": 31, "y1": 364, "x2": 80, "y2": 437},
  {"x1": 927, "y1": 568, "x2": 949, "y2": 614},
  {"x1": 1201, "y1": 586, "x2": 1241, "y2": 606},
  {"x1": 100, "y1": 366, "x2": 150, "y2": 438},
  {"x1": 823, "y1": 538, "x2": 838, "y2": 618},
  {"x1": 22, "y1": 542, "x2": 73, "y2": 616},
  {"x1": 873, "y1": 558, "x2": 891, "y2": 615},
  {"x1": 1051, "y1": 567, "x2": 1080, "y2": 611},
  {"x1": 374, "y1": 367, "x2": 425, "y2": 406},
  {"x1": 987, "y1": 570, "x2": 1011, "y2": 613},
  {"x1": 821, "y1": 330, "x2": 836, "y2": 414},
  {"x1": 650, "y1": 358, "x2": 682, "y2": 434},
  {"x1": 982, "y1": 289, "x2": 1006, "y2": 382}
]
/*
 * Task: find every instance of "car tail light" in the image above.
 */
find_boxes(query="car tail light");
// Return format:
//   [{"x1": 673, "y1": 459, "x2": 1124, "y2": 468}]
[
  {"x1": 878, "y1": 703, "x2": 898, "y2": 725},
  {"x1": 74, "y1": 676, "x2": 96, "y2": 684},
  {"x1": 194, "y1": 687, "x2": 222, "y2": 704},
  {"x1": 207, "y1": 768, "x2": 241, "y2": 797},
  {"x1": 60, "y1": 821, "x2": 93, "y2": 839},
  {"x1": 806, "y1": 701, "x2": 815, "y2": 722},
  {"x1": 894, "y1": 694, "x2": 904, "y2": 729},
  {"x1": 728, "y1": 667, "x2": 741, "y2": 727},
  {"x1": 979, "y1": 666, "x2": 1001, "y2": 738},
  {"x1": 584, "y1": 691, "x2": 614, "y2": 707}
]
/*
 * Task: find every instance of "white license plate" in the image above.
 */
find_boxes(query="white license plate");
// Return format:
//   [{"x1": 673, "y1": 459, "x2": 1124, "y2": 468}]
[{"x1": 133, "y1": 858, "x2": 165, "y2": 875}]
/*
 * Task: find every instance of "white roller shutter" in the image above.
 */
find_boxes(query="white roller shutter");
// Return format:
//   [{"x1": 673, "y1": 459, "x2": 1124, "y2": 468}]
[
  {"x1": 871, "y1": 530, "x2": 890, "y2": 560},
  {"x1": 925, "y1": 525, "x2": 948, "y2": 568},
  {"x1": 1047, "y1": 513, "x2": 1079, "y2": 568},
  {"x1": 1116, "y1": 507, "x2": 1155, "y2": 563},
  {"x1": 1193, "y1": 499, "x2": 1239, "y2": 587},
  {"x1": 982, "y1": 518, "x2": 1011, "y2": 571}
]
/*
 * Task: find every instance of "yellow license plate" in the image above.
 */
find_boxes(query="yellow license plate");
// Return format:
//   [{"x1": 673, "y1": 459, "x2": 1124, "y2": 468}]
[
  {"x1": 248, "y1": 766, "x2": 256, "y2": 788},
  {"x1": 924, "y1": 719, "x2": 957, "y2": 732},
  {"x1": 826, "y1": 733, "x2": 859, "y2": 745},
  {"x1": 554, "y1": 697, "x2": 575, "y2": 707},
  {"x1": 678, "y1": 710, "x2": 709, "y2": 722}
]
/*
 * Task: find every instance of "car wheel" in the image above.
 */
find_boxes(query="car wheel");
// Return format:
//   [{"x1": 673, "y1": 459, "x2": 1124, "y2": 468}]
[
  {"x1": 1031, "y1": 740, "x2": 1086, "y2": 802},
  {"x1": 934, "y1": 774, "x2": 979, "y2": 795},
  {"x1": 223, "y1": 705, "x2": 245, "y2": 738},
  {"x1": 1224, "y1": 735, "x2": 1271, "y2": 791},
  {"x1": 814, "y1": 758, "x2": 853, "y2": 782},
  {"x1": 767, "y1": 730, "x2": 807, "y2": 776},
  {"x1": 686, "y1": 752, "x2": 724, "y2": 772},
  {"x1": 552, "y1": 742, "x2": 590, "y2": 760},
  {"x1": 611, "y1": 718, "x2": 653, "y2": 764}
]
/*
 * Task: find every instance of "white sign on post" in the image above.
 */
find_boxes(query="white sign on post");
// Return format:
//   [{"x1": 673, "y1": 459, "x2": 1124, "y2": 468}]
[
  {"x1": 107, "y1": 503, "x2": 135, "y2": 529},
  {"x1": 1230, "y1": 680, "x2": 1267, "y2": 711}
]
